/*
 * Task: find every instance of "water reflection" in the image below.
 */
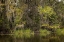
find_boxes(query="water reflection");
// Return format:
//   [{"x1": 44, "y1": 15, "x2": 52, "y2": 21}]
[
  {"x1": 0, "y1": 35, "x2": 64, "y2": 42},
  {"x1": 0, "y1": 35, "x2": 14, "y2": 42}
]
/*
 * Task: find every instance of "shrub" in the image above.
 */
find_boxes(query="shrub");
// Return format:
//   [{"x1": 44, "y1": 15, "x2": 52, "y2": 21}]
[
  {"x1": 39, "y1": 29, "x2": 51, "y2": 37},
  {"x1": 14, "y1": 30, "x2": 24, "y2": 38},
  {"x1": 24, "y1": 29, "x2": 34, "y2": 38},
  {"x1": 14, "y1": 29, "x2": 34, "y2": 38},
  {"x1": 56, "y1": 28, "x2": 64, "y2": 36}
]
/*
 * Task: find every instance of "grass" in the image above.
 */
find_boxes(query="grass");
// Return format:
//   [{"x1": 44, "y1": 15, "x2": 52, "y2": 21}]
[{"x1": 39, "y1": 29, "x2": 51, "y2": 37}]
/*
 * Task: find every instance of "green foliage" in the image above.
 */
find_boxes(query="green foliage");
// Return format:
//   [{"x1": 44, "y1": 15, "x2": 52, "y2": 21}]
[
  {"x1": 49, "y1": 14, "x2": 59, "y2": 24},
  {"x1": 38, "y1": 5, "x2": 58, "y2": 25},
  {"x1": 15, "y1": 8, "x2": 23, "y2": 14},
  {"x1": 34, "y1": 15, "x2": 40, "y2": 23},
  {"x1": 14, "y1": 29, "x2": 34, "y2": 38},
  {"x1": 38, "y1": 6, "x2": 56, "y2": 21},
  {"x1": 38, "y1": 5, "x2": 43, "y2": 14},
  {"x1": 14, "y1": 7, "x2": 23, "y2": 24},
  {"x1": 49, "y1": 24, "x2": 60, "y2": 29},
  {"x1": 42, "y1": 6, "x2": 55, "y2": 16},
  {"x1": 14, "y1": 15, "x2": 21, "y2": 24},
  {"x1": 38, "y1": 6, "x2": 55, "y2": 15},
  {"x1": 24, "y1": 29, "x2": 34, "y2": 38},
  {"x1": 14, "y1": 30, "x2": 24, "y2": 38},
  {"x1": 39, "y1": 29, "x2": 51, "y2": 37},
  {"x1": 56, "y1": 2, "x2": 64, "y2": 14},
  {"x1": 56, "y1": 28, "x2": 64, "y2": 36}
]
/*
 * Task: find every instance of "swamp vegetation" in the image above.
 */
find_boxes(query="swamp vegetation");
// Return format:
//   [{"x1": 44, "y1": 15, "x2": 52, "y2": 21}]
[{"x1": 0, "y1": 0, "x2": 64, "y2": 42}]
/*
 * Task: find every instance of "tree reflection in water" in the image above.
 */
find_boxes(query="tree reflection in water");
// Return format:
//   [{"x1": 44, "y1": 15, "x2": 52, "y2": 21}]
[{"x1": 0, "y1": 35, "x2": 64, "y2": 42}]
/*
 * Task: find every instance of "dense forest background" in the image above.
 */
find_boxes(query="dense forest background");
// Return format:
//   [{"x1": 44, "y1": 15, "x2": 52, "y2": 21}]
[{"x1": 0, "y1": 0, "x2": 64, "y2": 34}]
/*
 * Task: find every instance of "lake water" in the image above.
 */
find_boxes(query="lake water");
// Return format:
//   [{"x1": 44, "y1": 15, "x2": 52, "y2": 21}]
[{"x1": 0, "y1": 35, "x2": 64, "y2": 42}]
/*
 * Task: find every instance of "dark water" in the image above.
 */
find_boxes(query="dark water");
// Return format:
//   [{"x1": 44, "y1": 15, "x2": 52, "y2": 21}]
[{"x1": 0, "y1": 35, "x2": 64, "y2": 42}]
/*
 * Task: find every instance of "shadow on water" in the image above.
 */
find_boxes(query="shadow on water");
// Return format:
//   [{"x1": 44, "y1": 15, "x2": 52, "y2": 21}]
[{"x1": 0, "y1": 35, "x2": 64, "y2": 42}]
